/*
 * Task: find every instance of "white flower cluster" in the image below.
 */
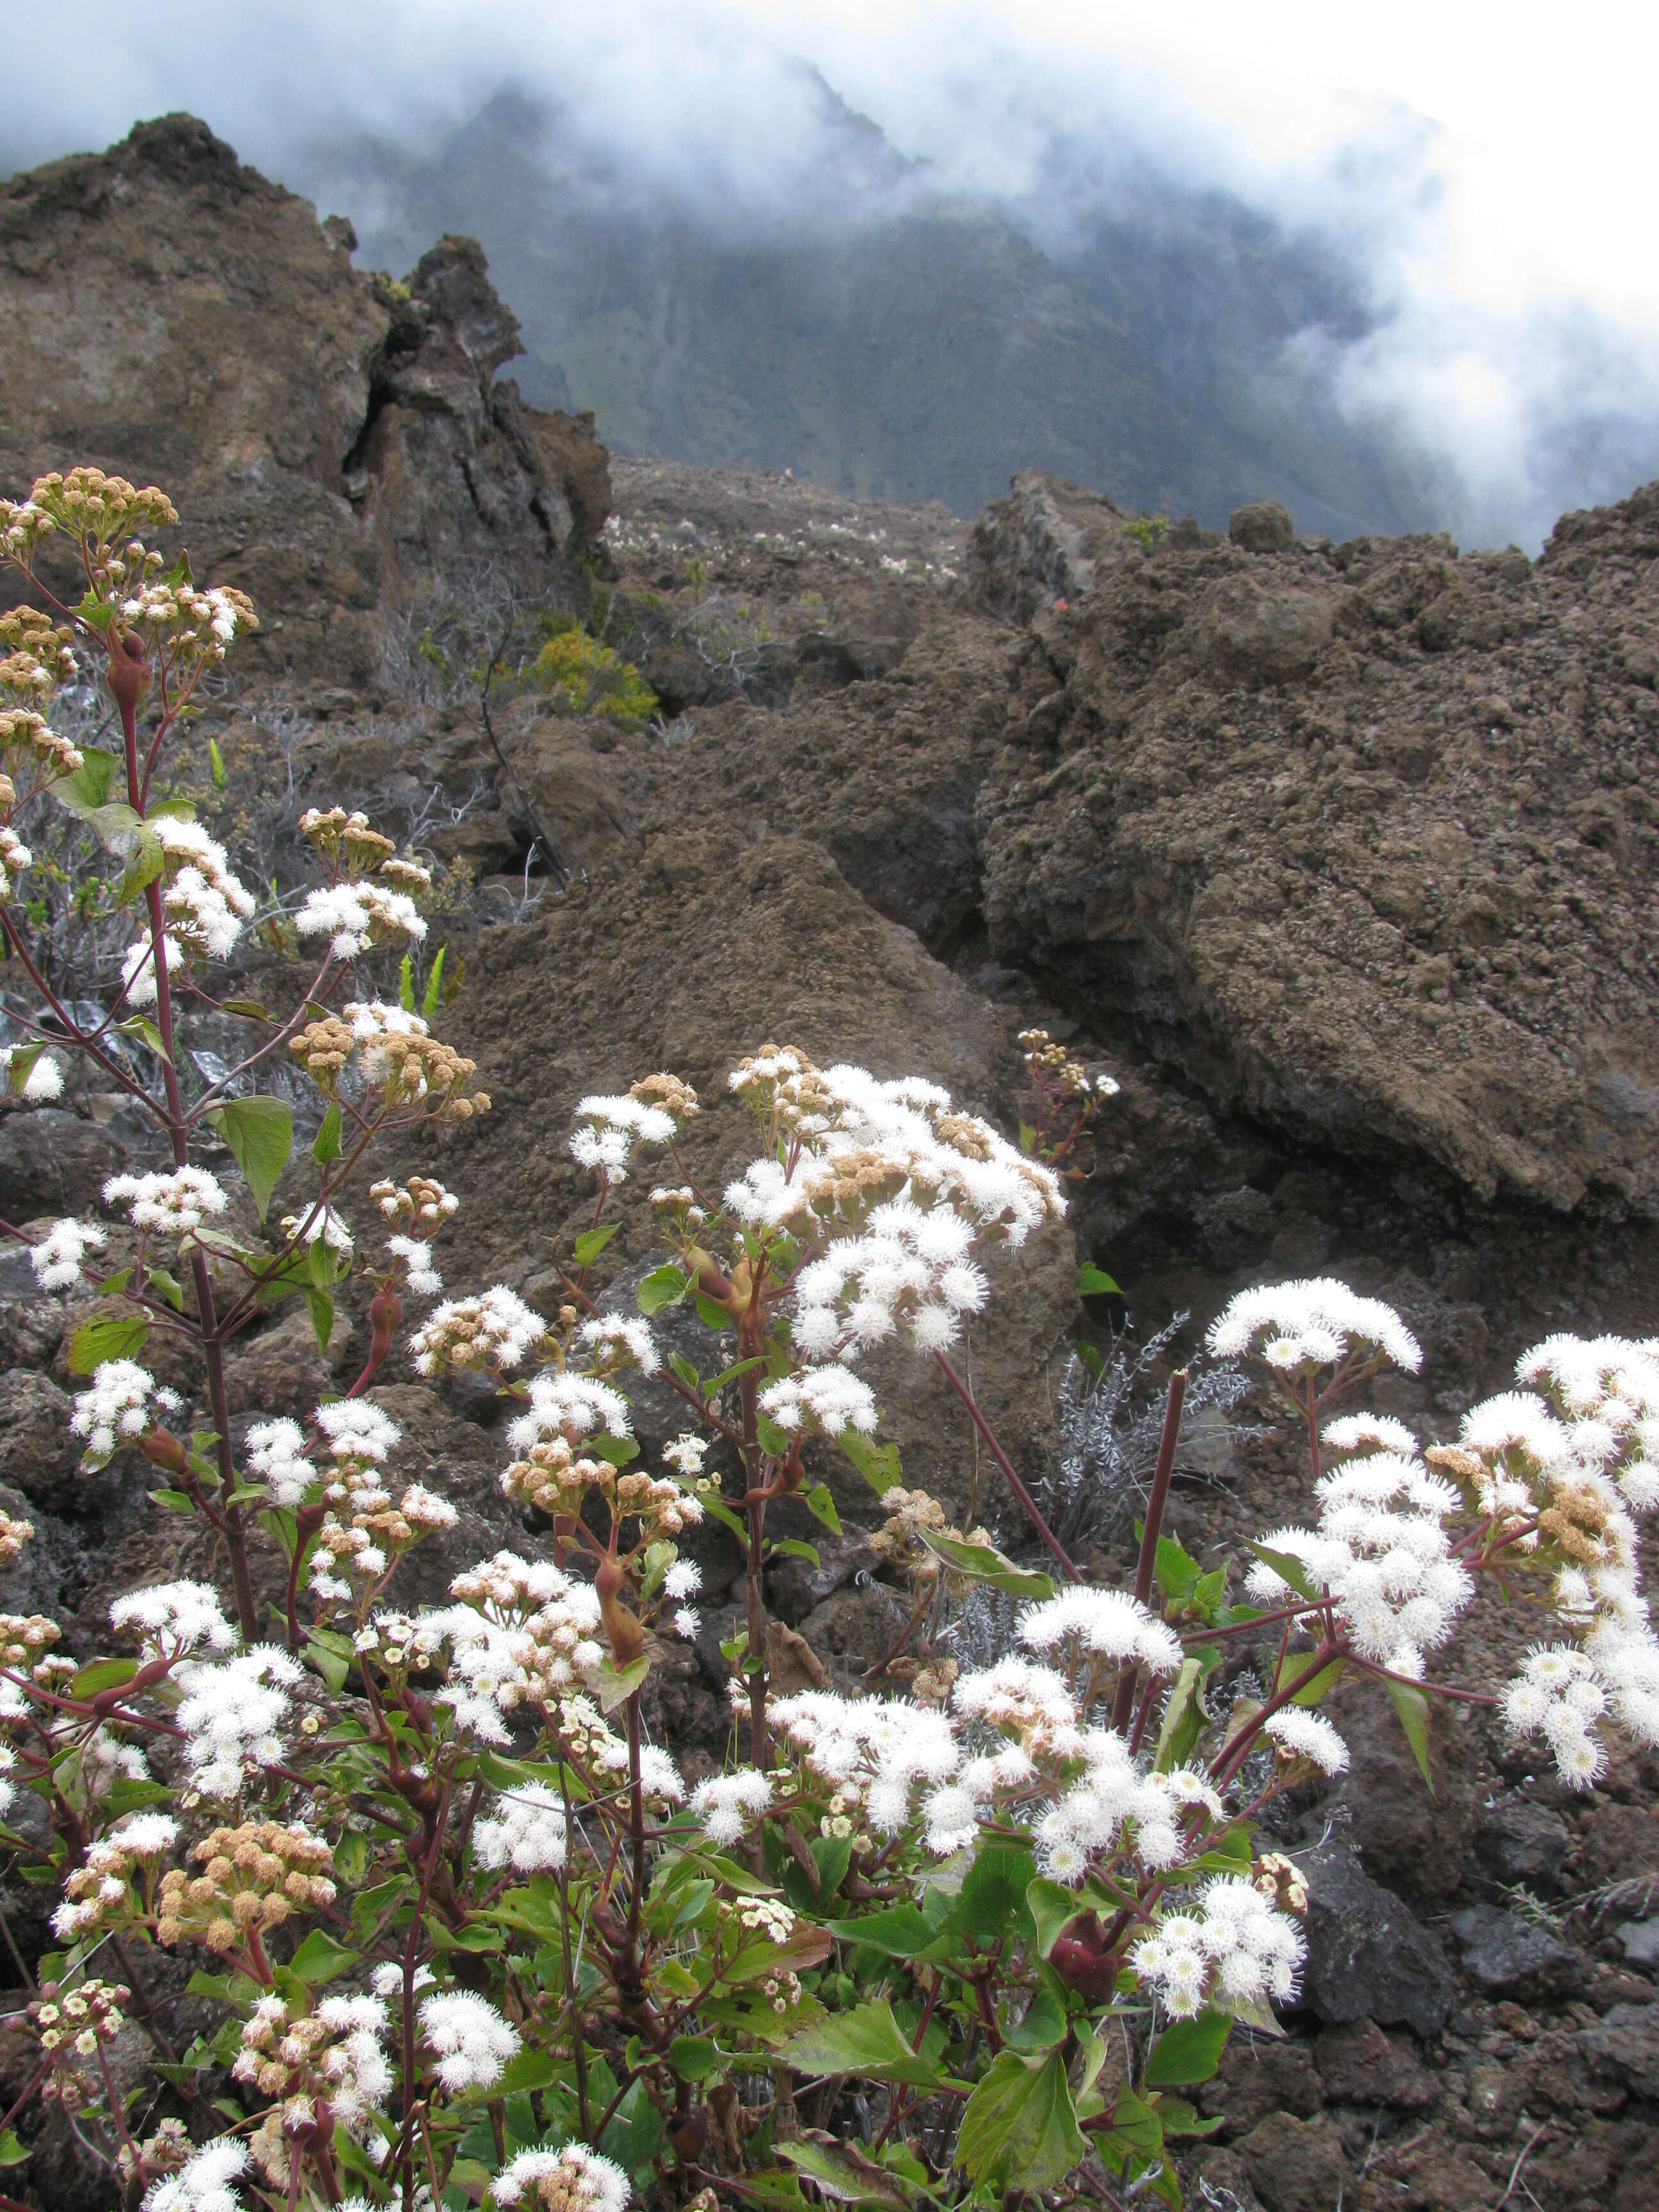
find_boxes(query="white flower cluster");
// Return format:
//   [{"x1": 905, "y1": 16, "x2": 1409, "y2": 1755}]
[
  {"x1": 70, "y1": 1360, "x2": 182, "y2": 1459},
  {"x1": 1208, "y1": 1278, "x2": 1422, "y2": 1375},
  {"x1": 0, "y1": 1044, "x2": 63, "y2": 1101},
  {"x1": 1034, "y1": 1730, "x2": 1222, "y2": 1884},
  {"x1": 150, "y1": 819, "x2": 256, "y2": 959},
  {"x1": 245, "y1": 1418, "x2": 318, "y2": 1507},
  {"x1": 103, "y1": 1164, "x2": 227, "y2": 1235},
  {"x1": 492, "y1": 2142, "x2": 630, "y2": 2212},
  {"x1": 689, "y1": 1766, "x2": 774, "y2": 1845},
  {"x1": 1018, "y1": 1587, "x2": 1185, "y2": 1676},
  {"x1": 395, "y1": 1555, "x2": 609, "y2": 1740},
  {"x1": 771, "y1": 1688, "x2": 961, "y2": 1845},
  {"x1": 385, "y1": 1235, "x2": 444, "y2": 1298},
  {"x1": 316, "y1": 1399, "x2": 400, "y2": 1467},
  {"x1": 51, "y1": 1813, "x2": 179, "y2": 1939},
  {"x1": 174, "y1": 1646, "x2": 300, "y2": 1799},
  {"x1": 472, "y1": 1782, "x2": 567, "y2": 1872},
  {"x1": 0, "y1": 822, "x2": 31, "y2": 899},
  {"x1": 418, "y1": 1989, "x2": 521, "y2": 2093},
  {"x1": 757, "y1": 1363, "x2": 878, "y2": 1438},
  {"x1": 568, "y1": 1093, "x2": 677, "y2": 1181},
  {"x1": 726, "y1": 1061, "x2": 1064, "y2": 1248},
  {"x1": 1249, "y1": 1444, "x2": 1471, "y2": 1678},
  {"x1": 141, "y1": 2136, "x2": 249, "y2": 2212},
  {"x1": 29, "y1": 1217, "x2": 105, "y2": 1290},
  {"x1": 410, "y1": 1285, "x2": 547, "y2": 1377},
  {"x1": 579, "y1": 1313, "x2": 660, "y2": 1374},
  {"x1": 109, "y1": 1580, "x2": 237, "y2": 1659},
  {"x1": 790, "y1": 1199, "x2": 990, "y2": 1356},
  {"x1": 1264, "y1": 1708, "x2": 1350, "y2": 1774},
  {"x1": 506, "y1": 1370, "x2": 632, "y2": 1449},
  {"x1": 1130, "y1": 1874, "x2": 1305, "y2": 2018},
  {"x1": 1502, "y1": 1644, "x2": 1616, "y2": 1787},
  {"x1": 295, "y1": 880, "x2": 426, "y2": 960},
  {"x1": 1515, "y1": 1333, "x2": 1659, "y2": 1512},
  {"x1": 120, "y1": 930, "x2": 184, "y2": 1009}
]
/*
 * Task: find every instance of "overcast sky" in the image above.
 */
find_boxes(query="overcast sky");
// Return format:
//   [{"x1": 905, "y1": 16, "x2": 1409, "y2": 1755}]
[{"x1": 6, "y1": 1, "x2": 1656, "y2": 545}]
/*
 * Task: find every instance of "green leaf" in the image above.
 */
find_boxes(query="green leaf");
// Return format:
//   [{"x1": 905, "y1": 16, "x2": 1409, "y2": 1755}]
[
  {"x1": 953, "y1": 1845, "x2": 1038, "y2": 1948},
  {"x1": 70, "y1": 1656, "x2": 136, "y2": 1699},
  {"x1": 116, "y1": 837, "x2": 166, "y2": 904},
  {"x1": 312, "y1": 1100, "x2": 342, "y2": 1164},
  {"x1": 1142, "y1": 2010, "x2": 1230, "y2": 2088},
  {"x1": 1283, "y1": 1654, "x2": 1345, "y2": 1708},
  {"x1": 305, "y1": 1289, "x2": 334, "y2": 1354},
  {"x1": 805, "y1": 1483, "x2": 842, "y2": 1535},
  {"x1": 782, "y1": 1998, "x2": 950, "y2": 2088},
  {"x1": 51, "y1": 746, "x2": 120, "y2": 812},
  {"x1": 148, "y1": 1489, "x2": 195, "y2": 1512},
  {"x1": 700, "y1": 1492, "x2": 751, "y2": 1548},
  {"x1": 1078, "y1": 1262, "x2": 1121, "y2": 1297},
  {"x1": 1155, "y1": 2094, "x2": 1226, "y2": 2139},
  {"x1": 756, "y1": 1413, "x2": 795, "y2": 1459},
  {"x1": 222, "y1": 999, "x2": 273, "y2": 1022},
  {"x1": 1386, "y1": 1676, "x2": 1435, "y2": 1795},
  {"x1": 305, "y1": 1634, "x2": 350, "y2": 1693},
  {"x1": 668, "y1": 2033, "x2": 723, "y2": 2081},
  {"x1": 286, "y1": 1929, "x2": 358, "y2": 1984},
  {"x1": 205, "y1": 1095, "x2": 294, "y2": 1220},
  {"x1": 573, "y1": 1222, "x2": 618, "y2": 1267},
  {"x1": 494, "y1": 2046, "x2": 557, "y2": 2097},
  {"x1": 769, "y1": 1537, "x2": 820, "y2": 1566},
  {"x1": 587, "y1": 1433, "x2": 639, "y2": 1466},
  {"x1": 835, "y1": 1431, "x2": 902, "y2": 1497},
  {"x1": 914, "y1": 1528, "x2": 1054, "y2": 1599},
  {"x1": 116, "y1": 1013, "x2": 172, "y2": 1064},
  {"x1": 1004, "y1": 1984, "x2": 1067, "y2": 2052},
  {"x1": 669, "y1": 1350, "x2": 701, "y2": 1394},
  {"x1": 209, "y1": 735, "x2": 227, "y2": 789},
  {"x1": 421, "y1": 944, "x2": 446, "y2": 1018},
  {"x1": 694, "y1": 1292, "x2": 732, "y2": 1331},
  {"x1": 397, "y1": 953, "x2": 415, "y2": 1012},
  {"x1": 595, "y1": 1653, "x2": 650, "y2": 1713},
  {"x1": 638, "y1": 1263, "x2": 689, "y2": 1315},
  {"x1": 957, "y1": 2049, "x2": 1086, "y2": 2195},
  {"x1": 146, "y1": 1263, "x2": 184, "y2": 1311},
  {"x1": 1153, "y1": 1657, "x2": 1206, "y2": 1774},
  {"x1": 1154, "y1": 1534, "x2": 1201, "y2": 1606},
  {"x1": 1092, "y1": 2087, "x2": 1164, "y2": 2173},
  {"x1": 67, "y1": 1315, "x2": 150, "y2": 1375},
  {"x1": 0, "y1": 2128, "x2": 29, "y2": 2168},
  {"x1": 822, "y1": 1903, "x2": 939, "y2": 1958},
  {"x1": 1243, "y1": 1540, "x2": 1321, "y2": 1603},
  {"x1": 777, "y1": 2142, "x2": 913, "y2": 2206}
]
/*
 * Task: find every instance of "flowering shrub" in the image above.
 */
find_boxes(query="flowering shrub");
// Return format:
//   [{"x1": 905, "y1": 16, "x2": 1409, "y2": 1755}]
[{"x1": 0, "y1": 467, "x2": 1656, "y2": 2211}]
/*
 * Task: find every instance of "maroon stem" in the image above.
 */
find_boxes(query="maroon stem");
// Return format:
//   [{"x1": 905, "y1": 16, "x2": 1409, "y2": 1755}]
[
  {"x1": 931, "y1": 1349, "x2": 1078, "y2": 1580},
  {"x1": 1111, "y1": 1370, "x2": 1187, "y2": 1735}
]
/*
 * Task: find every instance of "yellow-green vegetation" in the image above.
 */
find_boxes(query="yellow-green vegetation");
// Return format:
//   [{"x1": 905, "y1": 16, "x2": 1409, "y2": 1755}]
[
  {"x1": 1125, "y1": 511, "x2": 1169, "y2": 548},
  {"x1": 529, "y1": 621, "x2": 658, "y2": 725}
]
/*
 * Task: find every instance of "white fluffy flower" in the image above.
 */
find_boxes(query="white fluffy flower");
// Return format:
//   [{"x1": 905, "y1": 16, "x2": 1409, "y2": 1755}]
[
  {"x1": 664, "y1": 1560, "x2": 701, "y2": 1600},
  {"x1": 1208, "y1": 1278, "x2": 1421, "y2": 1375},
  {"x1": 70, "y1": 1360, "x2": 182, "y2": 1459},
  {"x1": 758, "y1": 1363, "x2": 878, "y2": 1436},
  {"x1": 1018, "y1": 1587, "x2": 1183, "y2": 1674},
  {"x1": 385, "y1": 1235, "x2": 443, "y2": 1298},
  {"x1": 29, "y1": 1217, "x2": 105, "y2": 1290},
  {"x1": 141, "y1": 2136, "x2": 250, "y2": 2212},
  {"x1": 118, "y1": 932, "x2": 185, "y2": 1009},
  {"x1": 245, "y1": 1418, "x2": 319, "y2": 1507},
  {"x1": 1130, "y1": 1875, "x2": 1304, "y2": 2018},
  {"x1": 472, "y1": 1782, "x2": 567, "y2": 1872},
  {"x1": 417, "y1": 1989, "x2": 521, "y2": 2094},
  {"x1": 492, "y1": 2143, "x2": 630, "y2": 2212},
  {"x1": 103, "y1": 1164, "x2": 227, "y2": 1235},
  {"x1": 110, "y1": 1579, "x2": 237, "y2": 1658},
  {"x1": 506, "y1": 1370, "x2": 632, "y2": 1449},
  {"x1": 174, "y1": 1646, "x2": 300, "y2": 1797},
  {"x1": 689, "y1": 1767, "x2": 774, "y2": 1845},
  {"x1": 1264, "y1": 1708, "x2": 1349, "y2": 1774},
  {"x1": 294, "y1": 881, "x2": 426, "y2": 959},
  {"x1": 581, "y1": 1313, "x2": 660, "y2": 1374},
  {"x1": 568, "y1": 1093, "x2": 677, "y2": 1183},
  {"x1": 410, "y1": 1285, "x2": 547, "y2": 1376},
  {"x1": 316, "y1": 1399, "x2": 401, "y2": 1464}
]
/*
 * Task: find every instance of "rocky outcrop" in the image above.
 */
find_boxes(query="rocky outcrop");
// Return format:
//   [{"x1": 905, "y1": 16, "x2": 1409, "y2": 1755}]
[
  {"x1": 972, "y1": 470, "x2": 1659, "y2": 1212},
  {"x1": 0, "y1": 115, "x2": 609, "y2": 683}
]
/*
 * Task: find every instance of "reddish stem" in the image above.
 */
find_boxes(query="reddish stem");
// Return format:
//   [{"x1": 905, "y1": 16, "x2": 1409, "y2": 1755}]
[{"x1": 931, "y1": 1349, "x2": 1077, "y2": 1579}]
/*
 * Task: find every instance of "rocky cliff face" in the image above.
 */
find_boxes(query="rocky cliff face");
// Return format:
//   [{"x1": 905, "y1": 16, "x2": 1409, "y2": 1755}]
[
  {"x1": 0, "y1": 114, "x2": 609, "y2": 683},
  {"x1": 0, "y1": 122, "x2": 1655, "y2": 2212}
]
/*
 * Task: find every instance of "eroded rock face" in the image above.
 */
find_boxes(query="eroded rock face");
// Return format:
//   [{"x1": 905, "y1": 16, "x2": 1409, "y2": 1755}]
[
  {"x1": 0, "y1": 115, "x2": 609, "y2": 683},
  {"x1": 973, "y1": 472, "x2": 1659, "y2": 1212}
]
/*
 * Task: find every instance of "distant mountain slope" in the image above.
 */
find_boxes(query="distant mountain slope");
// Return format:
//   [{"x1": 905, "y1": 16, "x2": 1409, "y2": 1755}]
[{"x1": 293, "y1": 81, "x2": 1441, "y2": 536}]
